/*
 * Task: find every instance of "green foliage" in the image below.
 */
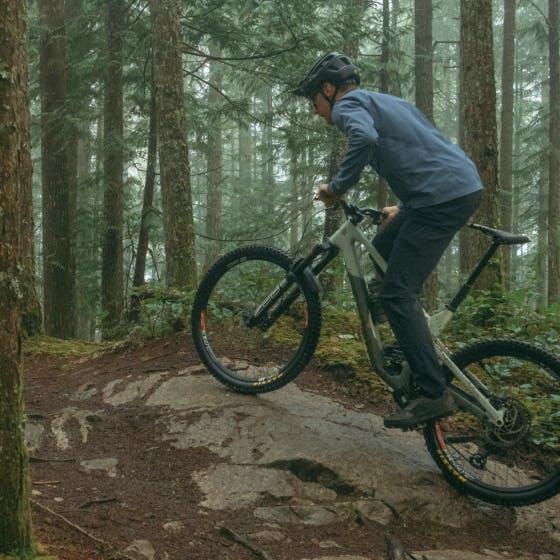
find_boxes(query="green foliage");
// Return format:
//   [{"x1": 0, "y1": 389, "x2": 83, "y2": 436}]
[
  {"x1": 128, "y1": 285, "x2": 195, "y2": 340},
  {"x1": 23, "y1": 335, "x2": 110, "y2": 358},
  {"x1": 448, "y1": 287, "x2": 560, "y2": 354}
]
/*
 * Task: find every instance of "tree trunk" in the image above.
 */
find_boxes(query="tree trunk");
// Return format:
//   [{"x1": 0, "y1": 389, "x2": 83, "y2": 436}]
[
  {"x1": 414, "y1": 0, "x2": 438, "y2": 310},
  {"x1": 101, "y1": 0, "x2": 124, "y2": 335},
  {"x1": 548, "y1": 0, "x2": 560, "y2": 303},
  {"x1": 205, "y1": 41, "x2": 223, "y2": 270},
  {"x1": 288, "y1": 131, "x2": 300, "y2": 253},
  {"x1": 0, "y1": 0, "x2": 35, "y2": 552},
  {"x1": 458, "y1": 0, "x2": 502, "y2": 289},
  {"x1": 40, "y1": 0, "x2": 76, "y2": 338},
  {"x1": 75, "y1": 133, "x2": 94, "y2": 339},
  {"x1": 538, "y1": 77, "x2": 549, "y2": 309},
  {"x1": 238, "y1": 119, "x2": 252, "y2": 215},
  {"x1": 264, "y1": 88, "x2": 275, "y2": 215},
  {"x1": 151, "y1": 0, "x2": 197, "y2": 289},
  {"x1": 377, "y1": 0, "x2": 390, "y2": 210},
  {"x1": 130, "y1": 84, "x2": 158, "y2": 319},
  {"x1": 415, "y1": 0, "x2": 434, "y2": 123},
  {"x1": 324, "y1": 0, "x2": 367, "y2": 241},
  {"x1": 499, "y1": 0, "x2": 516, "y2": 288}
]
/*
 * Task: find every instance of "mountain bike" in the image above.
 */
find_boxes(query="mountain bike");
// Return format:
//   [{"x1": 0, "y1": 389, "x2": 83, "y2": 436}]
[{"x1": 191, "y1": 200, "x2": 560, "y2": 506}]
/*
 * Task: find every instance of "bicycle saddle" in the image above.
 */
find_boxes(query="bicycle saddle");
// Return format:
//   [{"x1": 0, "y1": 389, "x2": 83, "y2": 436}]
[{"x1": 468, "y1": 223, "x2": 530, "y2": 245}]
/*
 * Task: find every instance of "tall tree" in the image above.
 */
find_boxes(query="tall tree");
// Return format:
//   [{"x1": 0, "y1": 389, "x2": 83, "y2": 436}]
[
  {"x1": 500, "y1": 0, "x2": 517, "y2": 286},
  {"x1": 205, "y1": 41, "x2": 223, "y2": 270},
  {"x1": 150, "y1": 0, "x2": 197, "y2": 289},
  {"x1": 0, "y1": 0, "x2": 34, "y2": 552},
  {"x1": 415, "y1": 0, "x2": 434, "y2": 123},
  {"x1": 131, "y1": 83, "x2": 157, "y2": 317},
  {"x1": 458, "y1": 0, "x2": 502, "y2": 288},
  {"x1": 40, "y1": 0, "x2": 75, "y2": 337},
  {"x1": 323, "y1": 0, "x2": 367, "y2": 241},
  {"x1": 377, "y1": 0, "x2": 390, "y2": 211},
  {"x1": 548, "y1": 0, "x2": 560, "y2": 303},
  {"x1": 415, "y1": 0, "x2": 437, "y2": 310},
  {"x1": 101, "y1": 0, "x2": 124, "y2": 334}
]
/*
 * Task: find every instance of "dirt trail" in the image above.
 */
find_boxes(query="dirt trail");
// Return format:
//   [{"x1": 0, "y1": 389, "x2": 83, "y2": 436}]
[{"x1": 25, "y1": 333, "x2": 560, "y2": 560}]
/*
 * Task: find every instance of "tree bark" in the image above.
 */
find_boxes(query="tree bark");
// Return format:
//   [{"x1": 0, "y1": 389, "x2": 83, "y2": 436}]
[
  {"x1": 323, "y1": 0, "x2": 367, "y2": 241},
  {"x1": 151, "y1": 0, "x2": 197, "y2": 289},
  {"x1": 377, "y1": 0, "x2": 390, "y2": 210},
  {"x1": 131, "y1": 84, "x2": 158, "y2": 319},
  {"x1": 0, "y1": 0, "x2": 35, "y2": 552},
  {"x1": 499, "y1": 0, "x2": 516, "y2": 288},
  {"x1": 414, "y1": 0, "x2": 437, "y2": 310},
  {"x1": 548, "y1": 0, "x2": 560, "y2": 303},
  {"x1": 415, "y1": 0, "x2": 434, "y2": 123},
  {"x1": 205, "y1": 41, "x2": 223, "y2": 270},
  {"x1": 40, "y1": 0, "x2": 76, "y2": 338},
  {"x1": 458, "y1": 0, "x2": 502, "y2": 289},
  {"x1": 288, "y1": 131, "x2": 300, "y2": 253},
  {"x1": 101, "y1": 0, "x2": 124, "y2": 335}
]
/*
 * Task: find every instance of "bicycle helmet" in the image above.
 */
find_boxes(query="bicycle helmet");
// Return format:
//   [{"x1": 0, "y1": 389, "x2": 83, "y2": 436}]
[{"x1": 293, "y1": 52, "x2": 360, "y2": 97}]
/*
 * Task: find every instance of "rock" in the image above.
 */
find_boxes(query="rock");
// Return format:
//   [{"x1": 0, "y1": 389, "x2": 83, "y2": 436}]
[
  {"x1": 515, "y1": 496, "x2": 560, "y2": 540},
  {"x1": 150, "y1": 375, "x2": 494, "y2": 529},
  {"x1": 51, "y1": 407, "x2": 103, "y2": 450},
  {"x1": 353, "y1": 499, "x2": 394, "y2": 525},
  {"x1": 300, "y1": 556, "x2": 371, "y2": 560},
  {"x1": 25, "y1": 419, "x2": 45, "y2": 452},
  {"x1": 163, "y1": 521, "x2": 183, "y2": 534},
  {"x1": 177, "y1": 364, "x2": 206, "y2": 376},
  {"x1": 414, "y1": 551, "x2": 536, "y2": 560},
  {"x1": 319, "y1": 540, "x2": 342, "y2": 549},
  {"x1": 80, "y1": 457, "x2": 118, "y2": 478},
  {"x1": 71, "y1": 383, "x2": 98, "y2": 401},
  {"x1": 193, "y1": 463, "x2": 336, "y2": 509},
  {"x1": 123, "y1": 540, "x2": 155, "y2": 560},
  {"x1": 255, "y1": 504, "x2": 339, "y2": 525},
  {"x1": 105, "y1": 374, "x2": 164, "y2": 406},
  {"x1": 248, "y1": 530, "x2": 287, "y2": 544},
  {"x1": 103, "y1": 379, "x2": 123, "y2": 400},
  {"x1": 253, "y1": 498, "x2": 392, "y2": 527}
]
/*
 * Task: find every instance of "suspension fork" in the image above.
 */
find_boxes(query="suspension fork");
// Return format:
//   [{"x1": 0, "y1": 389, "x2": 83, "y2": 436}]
[{"x1": 247, "y1": 243, "x2": 339, "y2": 329}]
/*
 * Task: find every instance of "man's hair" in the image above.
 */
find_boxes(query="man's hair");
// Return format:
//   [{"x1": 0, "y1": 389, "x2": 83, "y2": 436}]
[{"x1": 336, "y1": 82, "x2": 359, "y2": 94}]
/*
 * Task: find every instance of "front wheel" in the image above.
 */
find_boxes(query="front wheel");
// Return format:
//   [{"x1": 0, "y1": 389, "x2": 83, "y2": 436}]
[
  {"x1": 425, "y1": 339, "x2": 560, "y2": 506},
  {"x1": 191, "y1": 246, "x2": 322, "y2": 393}
]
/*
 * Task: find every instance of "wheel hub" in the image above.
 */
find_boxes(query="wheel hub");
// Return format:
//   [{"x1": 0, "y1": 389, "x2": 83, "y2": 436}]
[{"x1": 484, "y1": 398, "x2": 531, "y2": 448}]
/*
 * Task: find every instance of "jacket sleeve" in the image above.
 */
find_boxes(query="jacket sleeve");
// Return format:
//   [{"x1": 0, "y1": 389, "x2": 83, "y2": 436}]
[{"x1": 329, "y1": 98, "x2": 379, "y2": 195}]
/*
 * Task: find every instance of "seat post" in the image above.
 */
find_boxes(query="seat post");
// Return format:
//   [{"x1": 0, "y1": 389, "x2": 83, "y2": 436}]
[{"x1": 446, "y1": 241, "x2": 501, "y2": 312}]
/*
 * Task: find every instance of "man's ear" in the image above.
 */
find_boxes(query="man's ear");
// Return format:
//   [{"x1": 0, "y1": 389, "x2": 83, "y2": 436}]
[{"x1": 322, "y1": 82, "x2": 336, "y2": 97}]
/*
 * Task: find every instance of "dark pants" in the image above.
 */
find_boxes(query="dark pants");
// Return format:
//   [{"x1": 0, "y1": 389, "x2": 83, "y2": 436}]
[{"x1": 373, "y1": 191, "x2": 482, "y2": 397}]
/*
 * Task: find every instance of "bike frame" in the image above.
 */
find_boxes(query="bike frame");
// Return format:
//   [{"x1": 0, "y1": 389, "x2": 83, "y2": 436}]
[
  {"x1": 326, "y1": 215, "x2": 504, "y2": 426},
  {"x1": 251, "y1": 204, "x2": 507, "y2": 427}
]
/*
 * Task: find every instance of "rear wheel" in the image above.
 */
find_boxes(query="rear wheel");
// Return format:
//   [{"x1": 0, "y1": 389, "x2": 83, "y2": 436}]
[
  {"x1": 425, "y1": 339, "x2": 560, "y2": 506},
  {"x1": 191, "y1": 246, "x2": 322, "y2": 393}
]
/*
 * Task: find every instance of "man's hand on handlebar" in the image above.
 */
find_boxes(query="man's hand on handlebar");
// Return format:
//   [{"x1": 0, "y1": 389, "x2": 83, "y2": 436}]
[
  {"x1": 315, "y1": 183, "x2": 341, "y2": 208},
  {"x1": 381, "y1": 205, "x2": 400, "y2": 225}
]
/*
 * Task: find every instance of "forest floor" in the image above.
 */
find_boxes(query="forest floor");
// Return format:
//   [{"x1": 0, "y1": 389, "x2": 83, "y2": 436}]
[{"x1": 24, "y1": 332, "x2": 560, "y2": 560}]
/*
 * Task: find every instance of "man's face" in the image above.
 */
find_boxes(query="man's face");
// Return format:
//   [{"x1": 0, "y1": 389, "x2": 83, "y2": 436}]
[
  {"x1": 310, "y1": 83, "x2": 336, "y2": 124},
  {"x1": 311, "y1": 91, "x2": 332, "y2": 123}
]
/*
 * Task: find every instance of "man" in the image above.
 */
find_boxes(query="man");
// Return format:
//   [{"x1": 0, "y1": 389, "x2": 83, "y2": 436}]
[{"x1": 293, "y1": 52, "x2": 482, "y2": 429}]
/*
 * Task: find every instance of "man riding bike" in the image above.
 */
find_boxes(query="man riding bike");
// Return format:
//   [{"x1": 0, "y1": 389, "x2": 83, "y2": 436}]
[{"x1": 293, "y1": 52, "x2": 483, "y2": 429}]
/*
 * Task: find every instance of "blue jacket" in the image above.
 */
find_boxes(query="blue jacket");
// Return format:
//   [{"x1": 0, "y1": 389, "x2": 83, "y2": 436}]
[{"x1": 329, "y1": 90, "x2": 483, "y2": 208}]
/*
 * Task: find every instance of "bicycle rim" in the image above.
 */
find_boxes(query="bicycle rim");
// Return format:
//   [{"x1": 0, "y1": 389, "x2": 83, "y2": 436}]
[
  {"x1": 192, "y1": 246, "x2": 321, "y2": 393},
  {"x1": 425, "y1": 339, "x2": 560, "y2": 506}
]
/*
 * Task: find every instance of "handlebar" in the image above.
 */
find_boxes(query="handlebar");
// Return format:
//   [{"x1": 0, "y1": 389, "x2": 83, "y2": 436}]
[{"x1": 338, "y1": 200, "x2": 386, "y2": 225}]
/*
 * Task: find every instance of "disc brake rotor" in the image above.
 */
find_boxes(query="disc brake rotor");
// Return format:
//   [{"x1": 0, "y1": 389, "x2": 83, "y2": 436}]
[{"x1": 483, "y1": 398, "x2": 532, "y2": 448}]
